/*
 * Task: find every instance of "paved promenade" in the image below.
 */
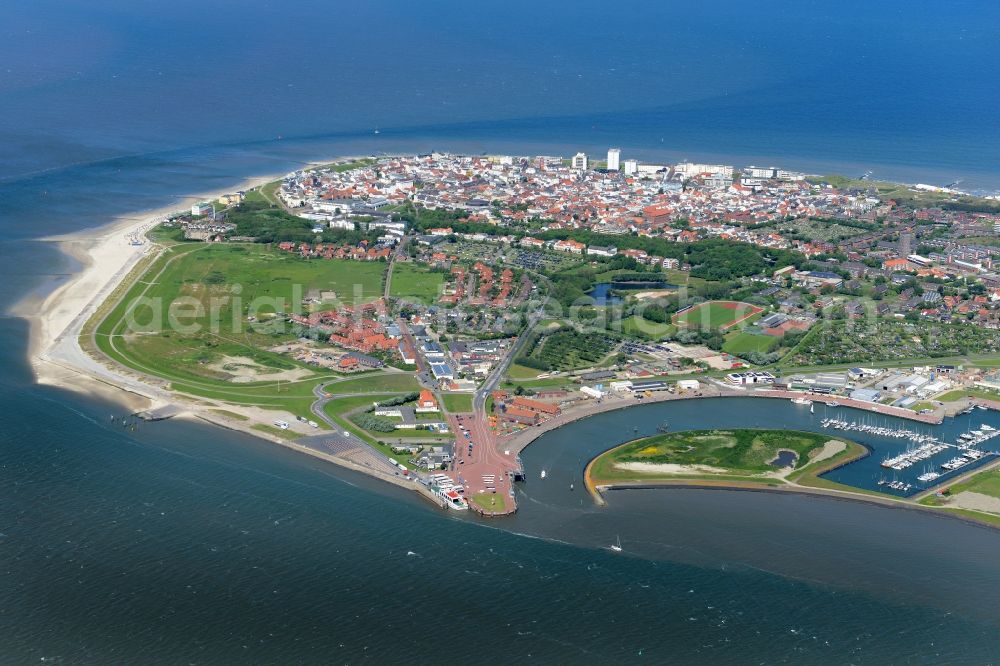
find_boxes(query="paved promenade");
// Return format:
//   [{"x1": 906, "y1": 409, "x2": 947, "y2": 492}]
[{"x1": 447, "y1": 411, "x2": 517, "y2": 515}]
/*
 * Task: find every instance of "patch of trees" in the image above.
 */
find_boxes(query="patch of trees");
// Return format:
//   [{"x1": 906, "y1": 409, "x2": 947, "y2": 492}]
[
  {"x1": 549, "y1": 267, "x2": 598, "y2": 307},
  {"x1": 376, "y1": 392, "x2": 421, "y2": 408},
  {"x1": 685, "y1": 239, "x2": 797, "y2": 281},
  {"x1": 735, "y1": 350, "x2": 783, "y2": 365},
  {"x1": 354, "y1": 413, "x2": 397, "y2": 433},
  {"x1": 391, "y1": 205, "x2": 488, "y2": 233},
  {"x1": 227, "y1": 201, "x2": 375, "y2": 245},
  {"x1": 611, "y1": 272, "x2": 668, "y2": 283},
  {"x1": 633, "y1": 297, "x2": 679, "y2": 323},
  {"x1": 670, "y1": 328, "x2": 725, "y2": 351}
]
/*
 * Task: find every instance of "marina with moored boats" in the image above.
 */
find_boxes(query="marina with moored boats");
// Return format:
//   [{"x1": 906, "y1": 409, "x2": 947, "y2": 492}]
[{"x1": 815, "y1": 408, "x2": 1000, "y2": 495}]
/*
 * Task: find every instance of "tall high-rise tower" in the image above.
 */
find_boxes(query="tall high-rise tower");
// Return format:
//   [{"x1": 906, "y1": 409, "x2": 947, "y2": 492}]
[{"x1": 607, "y1": 148, "x2": 621, "y2": 171}]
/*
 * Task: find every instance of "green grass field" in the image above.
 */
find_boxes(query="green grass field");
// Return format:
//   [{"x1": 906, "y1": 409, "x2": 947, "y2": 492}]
[
  {"x1": 508, "y1": 363, "x2": 544, "y2": 379},
  {"x1": 469, "y1": 492, "x2": 507, "y2": 512},
  {"x1": 91, "y1": 243, "x2": 386, "y2": 418},
  {"x1": 325, "y1": 373, "x2": 419, "y2": 394},
  {"x1": 252, "y1": 423, "x2": 302, "y2": 440},
  {"x1": 442, "y1": 392, "x2": 474, "y2": 413},
  {"x1": 322, "y1": 393, "x2": 417, "y2": 464},
  {"x1": 723, "y1": 331, "x2": 778, "y2": 354},
  {"x1": 935, "y1": 388, "x2": 1000, "y2": 403},
  {"x1": 620, "y1": 315, "x2": 675, "y2": 340},
  {"x1": 589, "y1": 428, "x2": 835, "y2": 482},
  {"x1": 673, "y1": 301, "x2": 762, "y2": 330},
  {"x1": 389, "y1": 262, "x2": 445, "y2": 304},
  {"x1": 946, "y1": 468, "x2": 1000, "y2": 500}
]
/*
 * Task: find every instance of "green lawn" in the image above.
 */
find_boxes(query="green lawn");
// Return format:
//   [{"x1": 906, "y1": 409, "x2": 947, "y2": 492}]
[
  {"x1": 389, "y1": 262, "x2": 445, "y2": 304},
  {"x1": 470, "y1": 491, "x2": 507, "y2": 512},
  {"x1": 508, "y1": 363, "x2": 545, "y2": 379},
  {"x1": 243, "y1": 179, "x2": 283, "y2": 206},
  {"x1": 620, "y1": 315, "x2": 675, "y2": 340},
  {"x1": 252, "y1": 423, "x2": 302, "y2": 440},
  {"x1": 321, "y1": 158, "x2": 377, "y2": 173},
  {"x1": 90, "y1": 243, "x2": 386, "y2": 418},
  {"x1": 587, "y1": 429, "x2": 869, "y2": 497},
  {"x1": 673, "y1": 301, "x2": 763, "y2": 330},
  {"x1": 935, "y1": 388, "x2": 1000, "y2": 403},
  {"x1": 326, "y1": 373, "x2": 419, "y2": 394},
  {"x1": 322, "y1": 393, "x2": 417, "y2": 465},
  {"x1": 662, "y1": 269, "x2": 707, "y2": 288},
  {"x1": 442, "y1": 392, "x2": 474, "y2": 413},
  {"x1": 589, "y1": 428, "x2": 836, "y2": 482},
  {"x1": 723, "y1": 331, "x2": 778, "y2": 355},
  {"x1": 943, "y1": 468, "x2": 1000, "y2": 500},
  {"x1": 502, "y1": 375, "x2": 573, "y2": 390}
]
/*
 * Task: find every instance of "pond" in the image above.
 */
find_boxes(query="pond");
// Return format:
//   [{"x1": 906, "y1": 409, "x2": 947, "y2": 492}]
[
  {"x1": 770, "y1": 449, "x2": 798, "y2": 467},
  {"x1": 588, "y1": 281, "x2": 676, "y2": 306}
]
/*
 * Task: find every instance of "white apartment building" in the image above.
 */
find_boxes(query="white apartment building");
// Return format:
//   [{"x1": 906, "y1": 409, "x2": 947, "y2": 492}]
[{"x1": 606, "y1": 148, "x2": 621, "y2": 171}]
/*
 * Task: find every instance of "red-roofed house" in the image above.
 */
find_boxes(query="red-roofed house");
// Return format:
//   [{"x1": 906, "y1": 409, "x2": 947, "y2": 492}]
[{"x1": 416, "y1": 390, "x2": 439, "y2": 413}]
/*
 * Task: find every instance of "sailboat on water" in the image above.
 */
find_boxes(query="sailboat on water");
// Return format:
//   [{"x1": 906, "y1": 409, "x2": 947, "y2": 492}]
[{"x1": 609, "y1": 535, "x2": 623, "y2": 553}]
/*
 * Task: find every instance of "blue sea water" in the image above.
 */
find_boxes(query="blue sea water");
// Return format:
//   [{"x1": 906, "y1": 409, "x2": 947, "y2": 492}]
[{"x1": 2, "y1": 1, "x2": 1000, "y2": 662}]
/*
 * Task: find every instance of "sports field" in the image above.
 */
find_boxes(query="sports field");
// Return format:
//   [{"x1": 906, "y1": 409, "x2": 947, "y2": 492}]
[{"x1": 672, "y1": 300, "x2": 763, "y2": 330}]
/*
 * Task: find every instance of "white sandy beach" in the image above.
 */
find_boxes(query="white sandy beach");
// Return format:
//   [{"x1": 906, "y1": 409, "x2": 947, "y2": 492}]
[{"x1": 18, "y1": 171, "x2": 291, "y2": 404}]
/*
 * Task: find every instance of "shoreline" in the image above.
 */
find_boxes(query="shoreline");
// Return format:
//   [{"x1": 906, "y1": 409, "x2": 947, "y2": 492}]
[
  {"x1": 500, "y1": 379, "x2": 952, "y2": 458},
  {"x1": 590, "y1": 481, "x2": 1000, "y2": 532},
  {"x1": 16, "y1": 155, "x2": 454, "y2": 510},
  {"x1": 19, "y1": 152, "x2": 1000, "y2": 524},
  {"x1": 581, "y1": 428, "x2": 1000, "y2": 531},
  {"x1": 507, "y1": 392, "x2": 1000, "y2": 529}
]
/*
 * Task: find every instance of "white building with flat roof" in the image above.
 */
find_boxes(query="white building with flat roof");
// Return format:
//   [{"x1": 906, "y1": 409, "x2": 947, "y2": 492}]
[
  {"x1": 607, "y1": 148, "x2": 621, "y2": 171},
  {"x1": 675, "y1": 162, "x2": 734, "y2": 178},
  {"x1": 571, "y1": 152, "x2": 589, "y2": 170}
]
